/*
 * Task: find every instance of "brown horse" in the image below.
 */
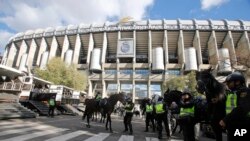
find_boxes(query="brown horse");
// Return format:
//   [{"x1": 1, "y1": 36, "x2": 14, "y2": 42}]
[{"x1": 82, "y1": 92, "x2": 126, "y2": 131}]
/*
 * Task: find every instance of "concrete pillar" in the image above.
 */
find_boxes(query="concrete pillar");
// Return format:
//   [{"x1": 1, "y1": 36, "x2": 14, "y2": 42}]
[
  {"x1": 36, "y1": 37, "x2": 47, "y2": 66},
  {"x1": 223, "y1": 31, "x2": 237, "y2": 66},
  {"x1": 26, "y1": 39, "x2": 37, "y2": 67},
  {"x1": 147, "y1": 80, "x2": 151, "y2": 98},
  {"x1": 193, "y1": 30, "x2": 202, "y2": 70},
  {"x1": 72, "y1": 34, "x2": 81, "y2": 64},
  {"x1": 117, "y1": 31, "x2": 121, "y2": 93},
  {"x1": 132, "y1": 80, "x2": 135, "y2": 102},
  {"x1": 208, "y1": 31, "x2": 219, "y2": 66},
  {"x1": 178, "y1": 30, "x2": 185, "y2": 70},
  {"x1": 163, "y1": 30, "x2": 168, "y2": 79},
  {"x1": 61, "y1": 35, "x2": 69, "y2": 60},
  {"x1": 86, "y1": 33, "x2": 94, "y2": 66},
  {"x1": 148, "y1": 30, "x2": 152, "y2": 76},
  {"x1": 101, "y1": 32, "x2": 107, "y2": 97},
  {"x1": 48, "y1": 36, "x2": 58, "y2": 61},
  {"x1": 6, "y1": 43, "x2": 17, "y2": 67},
  {"x1": 236, "y1": 31, "x2": 250, "y2": 66},
  {"x1": 88, "y1": 79, "x2": 93, "y2": 98},
  {"x1": 16, "y1": 40, "x2": 28, "y2": 67},
  {"x1": 102, "y1": 81, "x2": 107, "y2": 98}
]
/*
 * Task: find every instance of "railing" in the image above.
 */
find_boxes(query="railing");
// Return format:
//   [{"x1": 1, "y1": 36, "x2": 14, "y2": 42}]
[{"x1": 0, "y1": 82, "x2": 23, "y2": 91}]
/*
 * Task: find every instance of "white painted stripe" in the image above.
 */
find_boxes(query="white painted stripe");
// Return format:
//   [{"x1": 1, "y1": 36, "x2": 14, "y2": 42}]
[
  {"x1": 0, "y1": 122, "x2": 39, "y2": 130},
  {"x1": 84, "y1": 133, "x2": 110, "y2": 141},
  {"x1": 118, "y1": 135, "x2": 134, "y2": 141},
  {"x1": 45, "y1": 131, "x2": 88, "y2": 141},
  {"x1": 0, "y1": 125, "x2": 51, "y2": 136},
  {"x1": 1, "y1": 128, "x2": 68, "y2": 141},
  {"x1": 145, "y1": 137, "x2": 159, "y2": 141}
]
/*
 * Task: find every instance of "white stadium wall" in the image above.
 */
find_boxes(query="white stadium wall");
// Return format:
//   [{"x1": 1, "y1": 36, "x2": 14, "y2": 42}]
[{"x1": 3, "y1": 19, "x2": 250, "y2": 102}]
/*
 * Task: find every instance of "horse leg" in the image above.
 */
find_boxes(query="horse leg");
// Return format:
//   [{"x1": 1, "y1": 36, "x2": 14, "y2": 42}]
[
  {"x1": 108, "y1": 114, "x2": 113, "y2": 133},
  {"x1": 105, "y1": 114, "x2": 109, "y2": 130},
  {"x1": 86, "y1": 114, "x2": 91, "y2": 128}
]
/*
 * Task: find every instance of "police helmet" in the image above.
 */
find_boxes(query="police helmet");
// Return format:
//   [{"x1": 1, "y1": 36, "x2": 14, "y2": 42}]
[{"x1": 225, "y1": 72, "x2": 246, "y2": 85}]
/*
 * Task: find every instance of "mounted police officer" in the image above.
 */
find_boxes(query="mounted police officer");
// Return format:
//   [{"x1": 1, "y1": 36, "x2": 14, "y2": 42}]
[
  {"x1": 219, "y1": 72, "x2": 250, "y2": 141},
  {"x1": 178, "y1": 89, "x2": 196, "y2": 141},
  {"x1": 123, "y1": 97, "x2": 135, "y2": 135},
  {"x1": 154, "y1": 96, "x2": 170, "y2": 139},
  {"x1": 143, "y1": 98, "x2": 155, "y2": 132},
  {"x1": 94, "y1": 91, "x2": 102, "y2": 107}
]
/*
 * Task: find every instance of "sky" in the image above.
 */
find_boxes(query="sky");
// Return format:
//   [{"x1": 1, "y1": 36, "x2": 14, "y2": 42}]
[{"x1": 0, "y1": 0, "x2": 250, "y2": 54}]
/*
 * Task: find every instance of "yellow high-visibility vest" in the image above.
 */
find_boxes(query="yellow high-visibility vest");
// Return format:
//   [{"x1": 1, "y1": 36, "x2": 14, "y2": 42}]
[
  {"x1": 155, "y1": 103, "x2": 165, "y2": 114},
  {"x1": 180, "y1": 106, "x2": 194, "y2": 117},
  {"x1": 226, "y1": 93, "x2": 237, "y2": 115},
  {"x1": 146, "y1": 105, "x2": 153, "y2": 113}
]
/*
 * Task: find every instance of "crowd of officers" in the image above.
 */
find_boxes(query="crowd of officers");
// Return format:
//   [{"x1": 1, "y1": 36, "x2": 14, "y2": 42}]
[
  {"x1": 140, "y1": 72, "x2": 250, "y2": 141},
  {"x1": 92, "y1": 72, "x2": 250, "y2": 141}
]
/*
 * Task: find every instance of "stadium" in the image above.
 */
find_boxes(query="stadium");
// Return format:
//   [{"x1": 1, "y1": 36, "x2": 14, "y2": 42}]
[{"x1": 2, "y1": 19, "x2": 250, "y2": 102}]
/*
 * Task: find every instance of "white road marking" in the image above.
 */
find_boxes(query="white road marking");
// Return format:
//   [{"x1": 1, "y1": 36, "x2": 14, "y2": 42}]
[
  {"x1": 145, "y1": 137, "x2": 159, "y2": 141},
  {"x1": 118, "y1": 135, "x2": 134, "y2": 141},
  {"x1": 84, "y1": 133, "x2": 110, "y2": 141},
  {"x1": 0, "y1": 125, "x2": 52, "y2": 136},
  {"x1": 1, "y1": 128, "x2": 68, "y2": 141},
  {"x1": 45, "y1": 130, "x2": 89, "y2": 141}
]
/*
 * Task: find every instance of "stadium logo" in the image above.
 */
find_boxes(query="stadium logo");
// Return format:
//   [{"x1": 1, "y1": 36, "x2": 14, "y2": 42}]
[{"x1": 121, "y1": 42, "x2": 130, "y2": 53}]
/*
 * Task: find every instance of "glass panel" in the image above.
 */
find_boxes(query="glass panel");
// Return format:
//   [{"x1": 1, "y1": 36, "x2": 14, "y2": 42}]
[
  {"x1": 135, "y1": 69, "x2": 149, "y2": 75},
  {"x1": 105, "y1": 69, "x2": 116, "y2": 74},
  {"x1": 151, "y1": 83, "x2": 162, "y2": 96},
  {"x1": 106, "y1": 83, "x2": 117, "y2": 94},
  {"x1": 165, "y1": 69, "x2": 181, "y2": 76},
  {"x1": 121, "y1": 83, "x2": 133, "y2": 97},
  {"x1": 120, "y1": 69, "x2": 133, "y2": 74},
  {"x1": 135, "y1": 83, "x2": 147, "y2": 98}
]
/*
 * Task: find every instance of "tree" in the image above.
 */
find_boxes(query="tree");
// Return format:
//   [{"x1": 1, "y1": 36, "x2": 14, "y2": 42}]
[
  {"x1": 34, "y1": 57, "x2": 88, "y2": 91},
  {"x1": 162, "y1": 71, "x2": 198, "y2": 96},
  {"x1": 162, "y1": 75, "x2": 185, "y2": 92}
]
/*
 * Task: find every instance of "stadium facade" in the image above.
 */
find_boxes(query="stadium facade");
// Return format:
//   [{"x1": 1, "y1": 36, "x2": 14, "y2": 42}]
[{"x1": 2, "y1": 19, "x2": 250, "y2": 102}]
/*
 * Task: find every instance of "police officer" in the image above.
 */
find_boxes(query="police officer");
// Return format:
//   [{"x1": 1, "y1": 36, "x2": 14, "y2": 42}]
[
  {"x1": 178, "y1": 90, "x2": 196, "y2": 141},
  {"x1": 123, "y1": 97, "x2": 135, "y2": 135},
  {"x1": 143, "y1": 98, "x2": 155, "y2": 132},
  {"x1": 48, "y1": 95, "x2": 56, "y2": 118},
  {"x1": 95, "y1": 91, "x2": 102, "y2": 101},
  {"x1": 94, "y1": 92, "x2": 102, "y2": 107},
  {"x1": 154, "y1": 96, "x2": 170, "y2": 139},
  {"x1": 219, "y1": 72, "x2": 250, "y2": 141}
]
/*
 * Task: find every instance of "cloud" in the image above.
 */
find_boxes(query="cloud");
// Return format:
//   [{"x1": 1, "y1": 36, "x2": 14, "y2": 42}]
[
  {"x1": 0, "y1": 30, "x2": 14, "y2": 52},
  {"x1": 0, "y1": 0, "x2": 154, "y2": 32},
  {"x1": 200, "y1": 0, "x2": 229, "y2": 10},
  {"x1": 0, "y1": 0, "x2": 154, "y2": 53}
]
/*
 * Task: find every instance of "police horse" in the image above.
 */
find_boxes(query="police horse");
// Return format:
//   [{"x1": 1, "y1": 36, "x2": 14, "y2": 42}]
[
  {"x1": 82, "y1": 92, "x2": 126, "y2": 132},
  {"x1": 196, "y1": 68, "x2": 227, "y2": 141}
]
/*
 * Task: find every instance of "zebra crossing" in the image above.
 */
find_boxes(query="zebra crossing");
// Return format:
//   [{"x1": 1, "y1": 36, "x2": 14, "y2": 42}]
[{"x1": 0, "y1": 120, "x2": 168, "y2": 141}]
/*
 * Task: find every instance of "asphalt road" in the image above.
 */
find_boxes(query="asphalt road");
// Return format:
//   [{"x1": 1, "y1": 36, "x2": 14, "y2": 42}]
[{"x1": 0, "y1": 114, "x2": 225, "y2": 141}]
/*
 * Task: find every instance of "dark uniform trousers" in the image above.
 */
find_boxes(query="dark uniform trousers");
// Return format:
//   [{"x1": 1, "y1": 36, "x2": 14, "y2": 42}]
[
  {"x1": 48, "y1": 105, "x2": 55, "y2": 117},
  {"x1": 156, "y1": 112, "x2": 170, "y2": 137},
  {"x1": 124, "y1": 112, "x2": 133, "y2": 133},
  {"x1": 145, "y1": 112, "x2": 155, "y2": 131},
  {"x1": 179, "y1": 116, "x2": 195, "y2": 141}
]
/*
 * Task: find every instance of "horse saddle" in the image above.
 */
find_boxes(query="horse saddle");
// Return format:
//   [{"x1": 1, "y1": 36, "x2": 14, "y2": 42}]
[{"x1": 99, "y1": 98, "x2": 107, "y2": 107}]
